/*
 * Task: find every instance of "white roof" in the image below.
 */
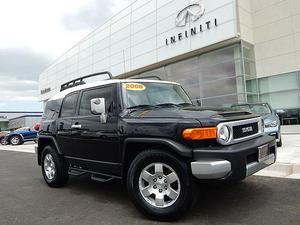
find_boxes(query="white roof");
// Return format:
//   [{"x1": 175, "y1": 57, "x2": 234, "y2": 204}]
[{"x1": 50, "y1": 79, "x2": 179, "y2": 100}]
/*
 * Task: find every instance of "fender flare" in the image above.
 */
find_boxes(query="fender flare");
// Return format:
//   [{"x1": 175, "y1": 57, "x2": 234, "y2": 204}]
[
  {"x1": 122, "y1": 137, "x2": 193, "y2": 161},
  {"x1": 38, "y1": 135, "x2": 62, "y2": 154}
]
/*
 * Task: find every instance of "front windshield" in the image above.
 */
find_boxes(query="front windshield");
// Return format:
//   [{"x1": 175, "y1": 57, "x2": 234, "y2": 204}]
[
  {"x1": 121, "y1": 82, "x2": 192, "y2": 109},
  {"x1": 232, "y1": 104, "x2": 271, "y2": 115}
]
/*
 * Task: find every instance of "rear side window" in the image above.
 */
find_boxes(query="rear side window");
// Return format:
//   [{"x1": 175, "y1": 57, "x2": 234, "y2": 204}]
[
  {"x1": 60, "y1": 93, "x2": 79, "y2": 117},
  {"x1": 79, "y1": 86, "x2": 112, "y2": 116},
  {"x1": 43, "y1": 99, "x2": 62, "y2": 120}
]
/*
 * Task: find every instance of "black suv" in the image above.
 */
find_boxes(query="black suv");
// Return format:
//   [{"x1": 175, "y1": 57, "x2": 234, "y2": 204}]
[{"x1": 37, "y1": 72, "x2": 276, "y2": 221}]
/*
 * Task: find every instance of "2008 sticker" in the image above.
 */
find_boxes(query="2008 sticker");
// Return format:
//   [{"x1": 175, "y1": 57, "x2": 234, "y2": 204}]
[{"x1": 122, "y1": 83, "x2": 146, "y2": 91}]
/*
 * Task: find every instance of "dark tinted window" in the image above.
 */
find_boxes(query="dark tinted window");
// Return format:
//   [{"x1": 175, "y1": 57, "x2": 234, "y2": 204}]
[
  {"x1": 79, "y1": 86, "x2": 112, "y2": 116},
  {"x1": 43, "y1": 99, "x2": 62, "y2": 119},
  {"x1": 60, "y1": 93, "x2": 78, "y2": 117}
]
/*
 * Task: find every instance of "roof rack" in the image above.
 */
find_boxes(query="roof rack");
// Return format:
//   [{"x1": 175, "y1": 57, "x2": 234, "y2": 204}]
[
  {"x1": 134, "y1": 76, "x2": 162, "y2": 80},
  {"x1": 60, "y1": 71, "x2": 112, "y2": 91}
]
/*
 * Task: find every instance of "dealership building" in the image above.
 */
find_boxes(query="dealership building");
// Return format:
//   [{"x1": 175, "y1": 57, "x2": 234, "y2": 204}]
[
  {"x1": 39, "y1": 0, "x2": 300, "y2": 124},
  {"x1": 0, "y1": 112, "x2": 42, "y2": 131}
]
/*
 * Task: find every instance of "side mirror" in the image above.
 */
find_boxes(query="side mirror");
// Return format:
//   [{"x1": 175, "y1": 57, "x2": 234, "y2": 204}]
[
  {"x1": 91, "y1": 98, "x2": 106, "y2": 114},
  {"x1": 90, "y1": 98, "x2": 107, "y2": 123}
]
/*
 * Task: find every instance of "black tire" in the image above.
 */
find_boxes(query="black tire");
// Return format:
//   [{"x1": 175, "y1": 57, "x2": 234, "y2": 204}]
[
  {"x1": 127, "y1": 149, "x2": 196, "y2": 221},
  {"x1": 0, "y1": 138, "x2": 8, "y2": 145},
  {"x1": 10, "y1": 135, "x2": 22, "y2": 145},
  {"x1": 277, "y1": 136, "x2": 282, "y2": 147},
  {"x1": 41, "y1": 145, "x2": 69, "y2": 188}
]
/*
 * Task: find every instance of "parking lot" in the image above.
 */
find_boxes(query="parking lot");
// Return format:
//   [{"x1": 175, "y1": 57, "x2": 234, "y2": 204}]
[{"x1": 0, "y1": 136, "x2": 299, "y2": 225}]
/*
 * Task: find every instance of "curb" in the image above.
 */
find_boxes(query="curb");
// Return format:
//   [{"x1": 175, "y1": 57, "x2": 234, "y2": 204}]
[{"x1": 255, "y1": 162, "x2": 300, "y2": 179}]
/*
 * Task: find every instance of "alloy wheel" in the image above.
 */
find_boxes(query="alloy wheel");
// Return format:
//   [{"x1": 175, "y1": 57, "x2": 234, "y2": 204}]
[
  {"x1": 138, "y1": 162, "x2": 181, "y2": 208},
  {"x1": 43, "y1": 154, "x2": 56, "y2": 180}
]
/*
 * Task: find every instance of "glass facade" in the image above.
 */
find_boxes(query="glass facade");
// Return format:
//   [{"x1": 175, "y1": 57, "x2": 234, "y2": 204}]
[
  {"x1": 132, "y1": 42, "x2": 256, "y2": 107},
  {"x1": 131, "y1": 41, "x2": 300, "y2": 125},
  {"x1": 258, "y1": 71, "x2": 300, "y2": 125}
]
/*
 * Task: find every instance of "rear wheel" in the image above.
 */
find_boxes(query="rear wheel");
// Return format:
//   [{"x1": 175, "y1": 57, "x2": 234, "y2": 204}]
[
  {"x1": 1, "y1": 138, "x2": 8, "y2": 145},
  {"x1": 127, "y1": 149, "x2": 196, "y2": 221},
  {"x1": 41, "y1": 145, "x2": 69, "y2": 187},
  {"x1": 10, "y1": 135, "x2": 22, "y2": 145}
]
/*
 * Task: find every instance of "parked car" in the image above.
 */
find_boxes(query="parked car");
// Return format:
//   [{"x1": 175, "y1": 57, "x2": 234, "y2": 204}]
[
  {"x1": 231, "y1": 103, "x2": 282, "y2": 147},
  {"x1": 3, "y1": 127, "x2": 38, "y2": 145},
  {"x1": 37, "y1": 72, "x2": 276, "y2": 221},
  {"x1": 0, "y1": 131, "x2": 9, "y2": 145}
]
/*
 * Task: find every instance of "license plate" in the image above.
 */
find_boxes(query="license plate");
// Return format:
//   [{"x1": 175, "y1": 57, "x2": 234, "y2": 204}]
[{"x1": 258, "y1": 144, "x2": 269, "y2": 162}]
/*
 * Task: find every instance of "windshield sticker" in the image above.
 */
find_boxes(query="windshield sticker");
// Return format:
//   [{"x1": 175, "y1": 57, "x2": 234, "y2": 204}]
[{"x1": 122, "y1": 83, "x2": 146, "y2": 91}]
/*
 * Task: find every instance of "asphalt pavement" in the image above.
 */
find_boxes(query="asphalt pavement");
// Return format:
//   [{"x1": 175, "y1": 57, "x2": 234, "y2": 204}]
[{"x1": 0, "y1": 150, "x2": 300, "y2": 225}]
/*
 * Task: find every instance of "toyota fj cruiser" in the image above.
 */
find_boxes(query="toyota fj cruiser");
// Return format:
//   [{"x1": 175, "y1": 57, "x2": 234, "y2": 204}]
[{"x1": 37, "y1": 72, "x2": 276, "y2": 221}]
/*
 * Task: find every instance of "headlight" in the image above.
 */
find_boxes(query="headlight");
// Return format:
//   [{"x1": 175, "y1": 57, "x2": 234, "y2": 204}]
[
  {"x1": 265, "y1": 120, "x2": 278, "y2": 128},
  {"x1": 217, "y1": 125, "x2": 230, "y2": 144}
]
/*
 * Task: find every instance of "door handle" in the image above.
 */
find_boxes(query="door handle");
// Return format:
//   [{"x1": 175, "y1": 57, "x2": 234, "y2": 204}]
[{"x1": 71, "y1": 124, "x2": 82, "y2": 129}]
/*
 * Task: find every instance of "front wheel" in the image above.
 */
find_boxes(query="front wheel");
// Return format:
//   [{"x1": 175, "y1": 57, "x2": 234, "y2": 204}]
[
  {"x1": 277, "y1": 135, "x2": 282, "y2": 147},
  {"x1": 10, "y1": 135, "x2": 22, "y2": 145},
  {"x1": 41, "y1": 145, "x2": 69, "y2": 187},
  {"x1": 127, "y1": 150, "x2": 196, "y2": 221}
]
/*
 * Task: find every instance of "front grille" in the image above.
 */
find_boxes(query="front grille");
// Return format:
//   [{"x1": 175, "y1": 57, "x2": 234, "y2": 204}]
[
  {"x1": 232, "y1": 122, "x2": 259, "y2": 139},
  {"x1": 217, "y1": 117, "x2": 263, "y2": 145}
]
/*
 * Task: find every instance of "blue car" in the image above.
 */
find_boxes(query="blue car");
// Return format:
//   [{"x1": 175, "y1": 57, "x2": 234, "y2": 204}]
[
  {"x1": 3, "y1": 127, "x2": 38, "y2": 145},
  {"x1": 231, "y1": 103, "x2": 282, "y2": 147}
]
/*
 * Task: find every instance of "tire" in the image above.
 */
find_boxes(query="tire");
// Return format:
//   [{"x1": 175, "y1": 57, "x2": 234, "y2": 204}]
[
  {"x1": 277, "y1": 136, "x2": 282, "y2": 147},
  {"x1": 127, "y1": 149, "x2": 196, "y2": 221},
  {"x1": 10, "y1": 135, "x2": 22, "y2": 145},
  {"x1": 41, "y1": 145, "x2": 69, "y2": 188},
  {"x1": 1, "y1": 138, "x2": 7, "y2": 145}
]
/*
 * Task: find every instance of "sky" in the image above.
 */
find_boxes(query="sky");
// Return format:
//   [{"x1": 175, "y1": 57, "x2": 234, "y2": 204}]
[{"x1": 0, "y1": 0, "x2": 131, "y2": 111}]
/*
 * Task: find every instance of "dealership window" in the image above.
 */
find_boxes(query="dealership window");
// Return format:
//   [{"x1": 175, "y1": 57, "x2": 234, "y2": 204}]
[
  {"x1": 132, "y1": 43, "x2": 254, "y2": 107},
  {"x1": 258, "y1": 71, "x2": 300, "y2": 125}
]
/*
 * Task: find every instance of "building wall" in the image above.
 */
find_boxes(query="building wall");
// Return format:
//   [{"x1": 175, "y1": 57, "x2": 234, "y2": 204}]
[
  {"x1": 0, "y1": 112, "x2": 42, "y2": 120},
  {"x1": 236, "y1": 0, "x2": 254, "y2": 44},
  {"x1": 236, "y1": 0, "x2": 300, "y2": 116},
  {"x1": 237, "y1": 0, "x2": 300, "y2": 78},
  {"x1": 8, "y1": 116, "x2": 42, "y2": 130},
  {"x1": 0, "y1": 121, "x2": 8, "y2": 131},
  {"x1": 39, "y1": 0, "x2": 238, "y2": 101}
]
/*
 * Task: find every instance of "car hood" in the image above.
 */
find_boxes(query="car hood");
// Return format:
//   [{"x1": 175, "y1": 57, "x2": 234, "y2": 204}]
[
  {"x1": 260, "y1": 114, "x2": 279, "y2": 124},
  {"x1": 125, "y1": 106, "x2": 258, "y2": 126}
]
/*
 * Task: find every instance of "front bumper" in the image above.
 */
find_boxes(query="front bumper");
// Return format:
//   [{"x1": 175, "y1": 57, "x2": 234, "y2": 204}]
[{"x1": 191, "y1": 135, "x2": 276, "y2": 181}]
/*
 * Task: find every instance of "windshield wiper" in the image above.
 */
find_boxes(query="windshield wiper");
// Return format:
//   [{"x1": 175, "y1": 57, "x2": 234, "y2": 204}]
[{"x1": 127, "y1": 104, "x2": 158, "y2": 110}]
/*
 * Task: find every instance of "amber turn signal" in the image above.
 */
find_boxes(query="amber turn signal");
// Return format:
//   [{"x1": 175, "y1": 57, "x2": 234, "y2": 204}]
[{"x1": 182, "y1": 127, "x2": 217, "y2": 140}]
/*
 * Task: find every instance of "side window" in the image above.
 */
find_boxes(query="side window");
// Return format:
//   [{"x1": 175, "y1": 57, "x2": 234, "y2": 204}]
[
  {"x1": 79, "y1": 86, "x2": 113, "y2": 116},
  {"x1": 60, "y1": 93, "x2": 79, "y2": 117}
]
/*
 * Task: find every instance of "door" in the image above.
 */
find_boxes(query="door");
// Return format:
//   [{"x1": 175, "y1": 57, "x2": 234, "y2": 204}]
[
  {"x1": 56, "y1": 92, "x2": 79, "y2": 157},
  {"x1": 23, "y1": 128, "x2": 37, "y2": 140},
  {"x1": 71, "y1": 85, "x2": 120, "y2": 175}
]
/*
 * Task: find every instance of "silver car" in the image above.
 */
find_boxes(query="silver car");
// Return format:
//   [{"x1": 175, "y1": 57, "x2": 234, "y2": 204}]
[{"x1": 231, "y1": 103, "x2": 282, "y2": 147}]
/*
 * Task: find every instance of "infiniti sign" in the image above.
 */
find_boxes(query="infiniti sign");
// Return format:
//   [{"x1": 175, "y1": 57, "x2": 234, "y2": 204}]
[
  {"x1": 165, "y1": 2, "x2": 218, "y2": 46},
  {"x1": 175, "y1": 3, "x2": 205, "y2": 27}
]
